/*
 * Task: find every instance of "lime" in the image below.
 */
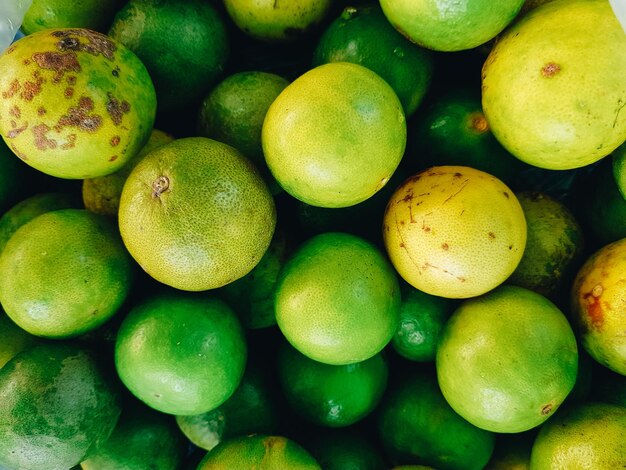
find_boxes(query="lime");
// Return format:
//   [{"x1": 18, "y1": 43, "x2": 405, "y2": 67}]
[
  {"x1": 275, "y1": 232, "x2": 401, "y2": 365},
  {"x1": 0, "y1": 28, "x2": 156, "y2": 179},
  {"x1": 114, "y1": 291, "x2": 247, "y2": 416},
  {"x1": 22, "y1": 0, "x2": 123, "y2": 34},
  {"x1": 383, "y1": 166, "x2": 527, "y2": 298},
  {"x1": 313, "y1": 4, "x2": 433, "y2": 117},
  {"x1": 612, "y1": 142, "x2": 626, "y2": 199},
  {"x1": 436, "y1": 285, "x2": 578, "y2": 433},
  {"x1": 262, "y1": 62, "x2": 406, "y2": 208},
  {"x1": 0, "y1": 208, "x2": 134, "y2": 338},
  {"x1": 118, "y1": 137, "x2": 276, "y2": 291}
]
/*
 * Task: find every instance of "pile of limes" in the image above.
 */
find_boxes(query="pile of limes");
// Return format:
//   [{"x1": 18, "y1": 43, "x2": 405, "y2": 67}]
[{"x1": 1, "y1": 0, "x2": 626, "y2": 468}]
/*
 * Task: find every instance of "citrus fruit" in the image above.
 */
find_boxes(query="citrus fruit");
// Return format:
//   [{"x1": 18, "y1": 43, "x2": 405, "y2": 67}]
[
  {"x1": 571, "y1": 238, "x2": 626, "y2": 375},
  {"x1": 383, "y1": 166, "x2": 527, "y2": 298},
  {"x1": 436, "y1": 285, "x2": 578, "y2": 433},
  {"x1": 0, "y1": 191, "x2": 80, "y2": 254},
  {"x1": 529, "y1": 402, "x2": 626, "y2": 469},
  {"x1": 275, "y1": 232, "x2": 401, "y2": 365},
  {"x1": 175, "y1": 357, "x2": 279, "y2": 451},
  {"x1": 262, "y1": 62, "x2": 406, "y2": 208},
  {"x1": 22, "y1": 0, "x2": 123, "y2": 34},
  {"x1": 313, "y1": 4, "x2": 433, "y2": 117},
  {"x1": 0, "y1": 343, "x2": 122, "y2": 470},
  {"x1": 218, "y1": 227, "x2": 288, "y2": 329},
  {"x1": 81, "y1": 400, "x2": 188, "y2": 470},
  {"x1": 277, "y1": 342, "x2": 388, "y2": 427},
  {"x1": 0, "y1": 208, "x2": 135, "y2": 338},
  {"x1": 507, "y1": 191, "x2": 584, "y2": 297},
  {"x1": 612, "y1": 142, "x2": 626, "y2": 199},
  {"x1": 379, "y1": 0, "x2": 524, "y2": 51},
  {"x1": 118, "y1": 137, "x2": 276, "y2": 291},
  {"x1": 223, "y1": 0, "x2": 332, "y2": 43},
  {"x1": 304, "y1": 428, "x2": 388, "y2": 470},
  {"x1": 0, "y1": 28, "x2": 156, "y2": 179},
  {"x1": 482, "y1": 0, "x2": 626, "y2": 170},
  {"x1": 196, "y1": 434, "x2": 321, "y2": 469},
  {"x1": 377, "y1": 369, "x2": 495, "y2": 469},
  {"x1": 108, "y1": 0, "x2": 229, "y2": 113},
  {"x1": 82, "y1": 128, "x2": 173, "y2": 217},
  {"x1": 391, "y1": 285, "x2": 457, "y2": 362},
  {"x1": 409, "y1": 86, "x2": 526, "y2": 186},
  {"x1": 0, "y1": 309, "x2": 38, "y2": 369},
  {"x1": 114, "y1": 291, "x2": 247, "y2": 416}
]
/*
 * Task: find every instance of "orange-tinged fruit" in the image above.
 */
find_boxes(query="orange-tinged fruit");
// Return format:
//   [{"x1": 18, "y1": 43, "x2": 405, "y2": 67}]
[
  {"x1": 0, "y1": 28, "x2": 156, "y2": 179},
  {"x1": 436, "y1": 285, "x2": 578, "y2": 433},
  {"x1": 275, "y1": 232, "x2": 401, "y2": 366},
  {"x1": 571, "y1": 238, "x2": 626, "y2": 375},
  {"x1": 379, "y1": 0, "x2": 524, "y2": 51},
  {"x1": 383, "y1": 166, "x2": 526, "y2": 299},
  {"x1": 529, "y1": 402, "x2": 626, "y2": 469},
  {"x1": 482, "y1": 0, "x2": 626, "y2": 170},
  {"x1": 0, "y1": 208, "x2": 134, "y2": 339},
  {"x1": 118, "y1": 137, "x2": 276, "y2": 291},
  {"x1": 263, "y1": 62, "x2": 406, "y2": 208}
]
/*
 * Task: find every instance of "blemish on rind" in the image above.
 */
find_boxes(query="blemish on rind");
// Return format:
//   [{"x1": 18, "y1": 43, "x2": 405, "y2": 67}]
[
  {"x1": 32, "y1": 52, "x2": 81, "y2": 83},
  {"x1": 9, "y1": 106, "x2": 21, "y2": 119},
  {"x1": 541, "y1": 403, "x2": 553, "y2": 415},
  {"x1": 61, "y1": 134, "x2": 77, "y2": 150},
  {"x1": 10, "y1": 143, "x2": 27, "y2": 160},
  {"x1": 2, "y1": 80, "x2": 20, "y2": 99},
  {"x1": 56, "y1": 96, "x2": 102, "y2": 133},
  {"x1": 152, "y1": 176, "x2": 170, "y2": 198},
  {"x1": 37, "y1": 107, "x2": 47, "y2": 116},
  {"x1": 32, "y1": 124, "x2": 58, "y2": 150},
  {"x1": 541, "y1": 62, "x2": 560, "y2": 77},
  {"x1": 52, "y1": 29, "x2": 117, "y2": 60},
  {"x1": 110, "y1": 136, "x2": 121, "y2": 147},
  {"x1": 109, "y1": 155, "x2": 118, "y2": 162},
  {"x1": 582, "y1": 285, "x2": 604, "y2": 329},
  {"x1": 21, "y1": 76, "x2": 44, "y2": 101},
  {"x1": 7, "y1": 123, "x2": 28, "y2": 138},
  {"x1": 106, "y1": 93, "x2": 131, "y2": 126},
  {"x1": 64, "y1": 87, "x2": 74, "y2": 98}
]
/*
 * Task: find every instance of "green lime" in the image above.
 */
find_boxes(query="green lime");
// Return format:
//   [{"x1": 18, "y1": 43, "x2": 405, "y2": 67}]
[
  {"x1": 81, "y1": 400, "x2": 188, "y2": 470},
  {"x1": 0, "y1": 209, "x2": 135, "y2": 339},
  {"x1": 196, "y1": 434, "x2": 320, "y2": 469},
  {"x1": 22, "y1": 0, "x2": 123, "y2": 34},
  {"x1": 391, "y1": 285, "x2": 457, "y2": 362},
  {"x1": 262, "y1": 62, "x2": 406, "y2": 208},
  {"x1": 277, "y1": 342, "x2": 388, "y2": 427},
  {"x1": 108, "y1": 0, "x2": 229, "y2": 113},
  {"x1": 0, "y1": 343, "x2": 122, "y2": 470},
  {"x1": 436, "y1": 285, "x2": 578, "y2": 433},
  {"x1": 114, "y1": 291, "x2": 247, "y2": 416},
  {"x1": 275, "y1": 232, "x2": 401, "y2": 365},
  {"x1": 313, "y1": 4, "x2": 433, "y2": 117},
  {"x1": 377, "y1": 369, "x2": 495, "y2": 469},
  {"x1": 0, "y1": 310, "x2": 39, "y2": 369}
]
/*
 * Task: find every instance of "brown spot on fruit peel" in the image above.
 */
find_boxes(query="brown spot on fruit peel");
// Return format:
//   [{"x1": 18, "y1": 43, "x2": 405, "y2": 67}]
[
  {"x1": 541, "y1": 62, "x2": 560, "y2": 77},
  {"x1": 152, "y1": 176, "x2": 170, "y2": 198},
  {"x1": 53, "y1": 29, "x2": 116, "y2": 60},
  {"x1": 442, "y1": 243, "x2": 449, "y2": 250},
  {"x1": 109, "y1": 155, "x2": 118, "y2": 162},
  {"x1": 582, "y1": 284, "x2": 604, "y2": 329},
  {"x1": 32, "y1": 52, "x2": 81, "y2": 83},
  {"x1": 21, "y1": 76, "x2": 44, "y2": 101},
  {"x1": 66, "y1": 76, "x2": 77, "y2": 86},
  {"x1": 37, "y1": 107, "x2": 46, "y2": 116},
  {"x1": 2, "y1": 80, "x2": 20, "y2": 99},
  {"x1": 488, "y1": 232, "x2": 496, "y2": 239},
  {"x1": 64, "y1": 88, "x2": 74, "y2": 98},
  {"x1": 541, "y1": 403, "x2": 553, "y2": 415},
  {"x1": 469, "y1": 112, "x2": 489, "y2": 133},
  {"x1": 32, "y1": 124, "x2": 58, "y2": 150},
  {"x1": 61, "y1": 134, "x2": 76, "y2": 150},
  {"x1": 10, "y1": 144, "x2": 27, "y2": 160},
  {"x1": 7, "y1": 122, "x2": 28, "y2": 139},
  {"x1": 106, "y1": 93, "x2": 131, "y2": 126},
  {"x1": 56, "y1": 96, "x2": 102, "y2": 133},
  {"x1": 9, "y1": 106, "x2": 21, "y2": 119},
  {"x1": 110, "y1": 136, "x2": 121, "y2": 147}
]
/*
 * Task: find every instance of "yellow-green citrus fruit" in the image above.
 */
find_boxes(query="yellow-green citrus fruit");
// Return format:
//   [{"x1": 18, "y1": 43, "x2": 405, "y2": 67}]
[
  {"x1": 82, "y1": 128, "x2": 173, "y2": 217},
  {"x1": 263, "y1": 62, "x2": 406, "y2": 208},
  {"x1": 383, "y1": 166, "x2": 526, "y2": 299},
  {"x1": 108, "y1": 0, "x2": 229, "y2": 113},
  {"x1": 0, "y1": 343, "x2": 122, "y2": 470},
  {"x1": 507, "y1": 191, "x2": 584, "y2": 297},
  {"x1": 114, "y1": 292, "x2": 247, "y2": 416},
  {"x1": 275, "y1": 232, "x2": 401, "y2": 366},
  {"x1": 530, "y1": 402, "x2": 626, "y2": 469},
  {"x1": 118, "y1": 137, "x2": 276, "y2": 291},
  {"x1": 223, "y1": 0, "x2": 332, "y2": 43},
  {"x1": 571, "y1": 238, "x2": 626, "y2": 375},
  {"x1": 22, "y1": 0, "x2": 123, "y2": 34},
  {"x1": 379, "y1": 0, "x2": 524, "y2": 51},
  {"x1": 196, "y1": 435, "x2": 321, "y2": 469},
  {"x1": 0, "y1": 28, "x2": 156, "y2": 179},
  {"x1": 482, "y1": 0, "x2": 626, "y2": 170},
  {"x1": 0, "y1": 208, "x2": 134, "y2": 339},
  {"x1": 436, "y1": 285, "x2": 578, "y2": 433}
]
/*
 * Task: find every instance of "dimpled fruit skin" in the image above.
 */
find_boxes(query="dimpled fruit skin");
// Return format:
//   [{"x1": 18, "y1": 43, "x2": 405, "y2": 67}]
[
  {"x1": 0, "y1": 28, "x2": 156, "y2": 179},
  {"x1": 275, "y1": 232, "x2": 401, "y2": 365},
  {"x1": 118, "y1": 137, "x2": 276, "y2": 291},
  {"x1": 383, "y1": 166, "x2": 526, "y2": 299},
  {"x1": 436, "y1": 286, "x2": 578, "y2": 433},
  {"x1": 114, "y1": 293, "x2": 247, "y2": 416},
  {"x1": 379, "y1": 0, "x2": 524, "y2": 52},
  {"x1": 482, "y1": 0, "x2": 626, "y2": 170},
  {"x1": 0, "y1": 209, "x2": 134, "y2": 339},
  {"x1": 197, "y1": 435, "x2": 321, "y2": 469},
  {"x1": 263, "y1": 62, "x2": 406, "y2": 208},
  {"x1": 530, "y1": 402, "x2": 626, "y2": 469},
  {"x1": 0, "y1": 343, "x2": 122, "y2": 470},
  {"x1": 22, "y1": 0, "x2": 122, "y2": 34},
  {"x1": 571, "y1": 239, "x2": 626, "y2": 376}
]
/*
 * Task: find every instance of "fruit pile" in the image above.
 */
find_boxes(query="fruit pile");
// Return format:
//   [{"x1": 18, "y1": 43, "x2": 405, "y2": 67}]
[{"x1": 1, "y1": 0, "x2": 626, "y2": 468}]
